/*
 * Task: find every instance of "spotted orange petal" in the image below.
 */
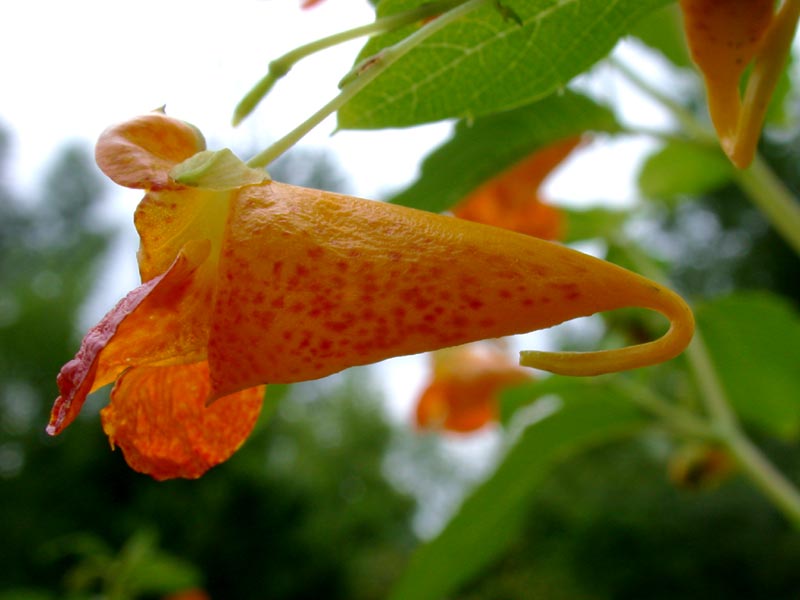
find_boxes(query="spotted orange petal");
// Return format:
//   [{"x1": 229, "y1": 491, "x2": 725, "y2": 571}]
[
  {"x1": 101, "y1": 362, "x2": 264, "y2": 480},
  {"x1": 205, "y1": 180, "x2": 694, "y2": 398}
]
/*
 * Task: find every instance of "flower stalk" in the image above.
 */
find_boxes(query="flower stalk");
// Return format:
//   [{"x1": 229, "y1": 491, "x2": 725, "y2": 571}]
[
  {"x1": 246, "y1": 0, "x2": 490, "y2": 169},
  {"x1": 612, "y1": 56, "x2": 800, "y2": 257},
  {"x1": 233, "y1": 0, "x2": 469, "y2": 126},
  {"x1": 619, "y1": 242, "x2": 800, "y2": 528}
]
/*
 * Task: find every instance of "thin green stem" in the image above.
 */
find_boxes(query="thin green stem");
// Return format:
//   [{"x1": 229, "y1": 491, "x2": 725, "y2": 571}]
[
  {"x1": 611, "y1": 377, "x2": 717, "y2": 440},
  {"x1": 684, "y1": 332, "x2": 738, "y2": 432},
  {"x1": 689, "y1": 328, "x2": 800, "y2": 527},
  {"x1": 733, "y1": 155, "x2": 800, "y2": 255},
  {"x1": 617, "y1": 240, "x2": 800, "y2": 527},
  {"x1": 617, "y1": 242, "x2": 738, "y2": 431},
  {"x1": 726, "y1": 429, "x2": 800, "y2": 528},
  {"x1": 246, "y1": 0, "x2": 489, "y2": 169},
  {"x1": 612, "y1": 56, "x2": 800, "y2": 258},
  {"x1": 609, "y1": 57, "x2": 716, "y2": 144},
  {"x1": 233, "y1": 0, "x2": 466, "y2": 126},
  {"x1": 617, "y1": 125, "x2": 699, "y2": 146}
]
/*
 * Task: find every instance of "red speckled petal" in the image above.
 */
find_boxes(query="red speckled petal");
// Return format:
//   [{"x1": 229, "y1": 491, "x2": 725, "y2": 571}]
[
  {"x1": 100, "y1": 362, "x2": 264, "y2": 480},
  {"x1": 47, "y1": 241, "x2": 212, "y2": 436},
  {"x1": 206, "y1": 181, "x2": 692, "y2": 397},
  {"x1": 95, "y1": 112, "x2": 206, "y2": 191}
]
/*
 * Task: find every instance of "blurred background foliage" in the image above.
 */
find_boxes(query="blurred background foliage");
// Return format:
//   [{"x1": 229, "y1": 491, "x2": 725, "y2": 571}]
[{"x1": 2, "y1": 3, "x2": 800, "y2": 599}]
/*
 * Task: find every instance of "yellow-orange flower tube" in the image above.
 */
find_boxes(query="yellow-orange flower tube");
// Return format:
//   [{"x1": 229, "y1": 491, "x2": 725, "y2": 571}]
[{"x1": 47, "y1": 112, "x2": 694, "y2": 479}]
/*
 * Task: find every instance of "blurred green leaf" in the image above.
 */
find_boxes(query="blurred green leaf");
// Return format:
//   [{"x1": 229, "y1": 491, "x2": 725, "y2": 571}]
[
  {"x1": 630, "y1": 4, "x2": 692, "y2": 68},
  {"x1": 389, "y1": 387, "x2": 645, "y2": 600},
  {"x1": 696, "y1": 292, "x2": 800, "y2": 439},
  {"x1": 499, "y1": 374, "x2": 642, "y2": 426},
  {"x1": 339, "y1": 0, "x2": 671, "y2": 129},
  {"x1": 125, "y1": 552, "x2": 201, "y2": 596},
  {"x1": 59, "y1": 530, "x2": 202, "y2": 598},
  {"x1": 562, "y1": 205, "x2": 629, "y2": 243},
  {"x1": 638, "y1": 140, "x2": 734, "y2": 200},
  {"x1": 0, "y1": 590, "x2": 55, "y2": 600},
  {"x1": 389, "y1": 91, "x2": 618, "y2": 212},
  {"x1": 764, "y1": 51, "x2": 795, "y2": 128}
]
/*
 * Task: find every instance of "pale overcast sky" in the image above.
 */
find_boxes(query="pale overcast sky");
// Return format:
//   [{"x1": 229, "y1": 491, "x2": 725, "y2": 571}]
[{"x1": 1, "y1": 0, "x2": 455, "y2": 198}]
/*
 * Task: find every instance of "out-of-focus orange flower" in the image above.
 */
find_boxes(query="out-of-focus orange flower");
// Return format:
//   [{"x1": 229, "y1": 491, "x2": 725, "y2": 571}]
[
  {"x1": 452, "y1": 138, "x2": 580, "y2": 241},
  {"x1": 415, "y1": 343, "x2": 532, "y2": 433},
  {"x1": 47, "y1": 113, "x2": 694, "y2": 480},
  {"x1": 679, "y1": 0, "x2": 799, "y2": 167},
  {"x1": 301, "y1": 0, "x2": 325, "y2": 9}
]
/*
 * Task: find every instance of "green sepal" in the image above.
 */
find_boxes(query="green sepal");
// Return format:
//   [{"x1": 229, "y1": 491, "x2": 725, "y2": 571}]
[{"x1": 171, "y1": 149, "x2": 270, "y2": 190}]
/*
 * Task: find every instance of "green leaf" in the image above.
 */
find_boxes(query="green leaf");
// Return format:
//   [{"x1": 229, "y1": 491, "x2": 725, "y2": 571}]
[
  {"x1": 696, "y1": 292, "x2": 800, "y2": 439},
  {"x1": 389, "y1": 91, "x2": 618, "y2": 213},
  {"x1": 339, "y1": 0, "x2": 672, "y2": 129},
  {"x1": 389, "y1": 384, "x2": 646, "y2": 600},
  {"x1": 563, "y1": 205, "x2": 629, "y2": 243},
  {"x1": 638, "y1": 140, "x2": 735, "y2": 200},
  {"x1": 630, "y1": 4, "x2": 692, "y2": 68}
]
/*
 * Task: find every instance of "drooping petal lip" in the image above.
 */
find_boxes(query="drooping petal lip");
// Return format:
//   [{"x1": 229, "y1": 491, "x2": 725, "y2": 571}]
[
  {"x1": 101, "y1": 362, "x2": 264, "y2": 480},
  {"x1": 47, "y1": 276, "x2": 162, "y2": 436},
  {"x1": 47, "y1": 241, "x2": 212, "y2": 436}
]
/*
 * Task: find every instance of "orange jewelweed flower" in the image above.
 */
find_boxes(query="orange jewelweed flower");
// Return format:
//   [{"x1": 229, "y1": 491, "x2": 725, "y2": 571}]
[
  {"x1": 415, "y1": 343, "x2": 532, "y2": 433},
  {"x1": 679, "y1": 0, "x2": 800, "y2": 167},
  {"x1": 452, "y1": 137, "x2": 580, "y2": 241},
  {"x1": 47, "y1": 112, "x2": 694, "y2": 480}
]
